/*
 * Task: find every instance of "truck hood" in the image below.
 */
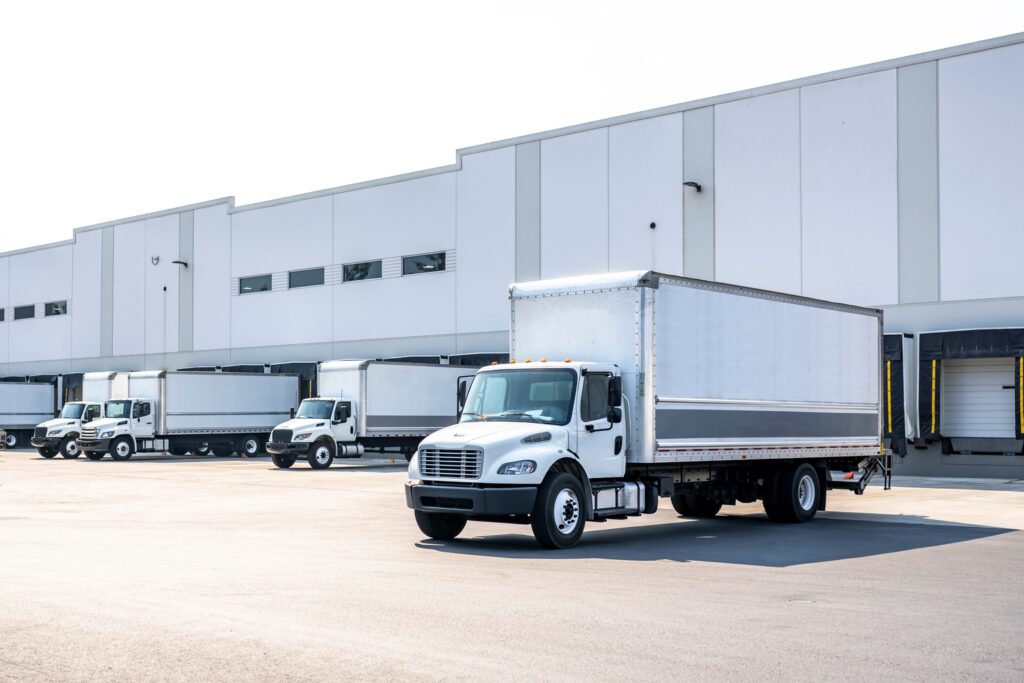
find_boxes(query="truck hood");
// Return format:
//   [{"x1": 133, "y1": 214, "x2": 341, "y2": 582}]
[
  {"x1": 273, "y1": 418, "x2": 328, "y2": 433},
  {"x1": 422, "y1": 421, "x2": 569, "y2": 449},
  {"x1": 38, "y1": 418, "x2": 78, "y2": 430},
  {"x1": 84, "y1": 418, "x2": 123, "y2": 431}
]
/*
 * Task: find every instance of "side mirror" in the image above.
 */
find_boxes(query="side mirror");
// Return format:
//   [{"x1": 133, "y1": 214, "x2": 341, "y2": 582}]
[
  {"x1": 290, "y1": 407, "x2": 296, "y2": 419},
  {"x1": 608, "y1": 376, "x2": 622, "y2": 407},
  {"x1": 607, "y1": 407, "x2": 623, "y2": 424},
  {"x1": 456, "y1": 375, "x2": 474, "y2": 412}
]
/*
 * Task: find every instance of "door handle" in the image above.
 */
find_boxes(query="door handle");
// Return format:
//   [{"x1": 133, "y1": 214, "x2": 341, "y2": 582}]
[{"x1": 1002, "y1": 385, "x2": 1015, "y2": 390}]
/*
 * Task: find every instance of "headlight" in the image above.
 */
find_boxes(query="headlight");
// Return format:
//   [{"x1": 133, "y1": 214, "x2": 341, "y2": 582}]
[
  {"x1": 47, "y1": 430, "x2": 63, "y2": 437},
  {"x1": 100, "y1": 431, "x2": 114, "y2": 439},
  {"x1": 498, "y1": 460, "x2": 536, "y2": 475},
  {"x1": 521, "y1": 431, "x2": 552, "y2": 444},
  {"x1": 294, "y1": 432, "x2": 312, "y2": 441}
]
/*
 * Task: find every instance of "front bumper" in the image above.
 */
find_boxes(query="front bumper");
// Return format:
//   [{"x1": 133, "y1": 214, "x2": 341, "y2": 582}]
[
  {"x1": 406, "y1": 481, "x2": 537, "y2": 516},
  {"x1": 266, "y1": 441, "x2": 310, "y2": 455},
  {"x1": 79, "y1": 438, "x2": 112, "y2": 453},
  {"x1": 31, "y1": 437, "x2": 62, "y2": 448}
]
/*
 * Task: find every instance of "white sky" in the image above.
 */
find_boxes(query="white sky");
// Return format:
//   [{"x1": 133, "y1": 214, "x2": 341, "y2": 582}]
[{"x1": 1, "y1": 0, "x2": 1021, "y2": 252}]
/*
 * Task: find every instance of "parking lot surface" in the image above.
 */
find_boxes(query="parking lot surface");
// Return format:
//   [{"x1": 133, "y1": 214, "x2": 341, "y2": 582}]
[{"x1": 1, "y1": 449, "x2": 1022, "y2": 681}]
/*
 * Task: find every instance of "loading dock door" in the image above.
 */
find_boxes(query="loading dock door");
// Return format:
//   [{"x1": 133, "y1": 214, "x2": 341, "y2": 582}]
[{"x1": 941, "y1": 358, "x2": 1015, "y2": 438}]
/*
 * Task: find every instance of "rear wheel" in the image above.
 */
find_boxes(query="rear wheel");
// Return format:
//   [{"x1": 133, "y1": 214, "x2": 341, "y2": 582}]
[
  {"x1": 109, "y1": 437, "x2": 134, "y2": 461},
  {"x1": 59, "y1": 436, "x2": 81, "y2": 459},
  {"x1": 764, "y1": 463, "x2": 820, "y2": 523},
  {"x1": 212, "y1": 444, "x2": 234, "y2": 457},
  {"x1": 38, "y1": 447, "x2": 58, "y2": 458},
  {"x1": 191, "y1": 442, "x2": 211, "y2": 456},
  {"x1": 671, "y1": 493, "x2": 722, "y2": 518},
  {"x1": 237, "y1": 435, "x2": 261, "y2": 458},
  {"x1": 531, "y1": 471, "x2": 586, "y2": 549},
  {"x1": 168, "y1": 444, "x2": 189, "y2": 456},
  {"x1": 307, "y1": 440, "x2": 334, "y2": 469},
  {"x1": 5, "y1": 432, "x2": 19, "y2": 449},
  {"x1": 414, "y1": 510, "x2": 466, "y2": 540},
  {"x1": 271, "y1": 453, "x2": 296, "y2": 469},
  {"x1": 85, "y1": 451, "x2": 105, "y2": 461}
]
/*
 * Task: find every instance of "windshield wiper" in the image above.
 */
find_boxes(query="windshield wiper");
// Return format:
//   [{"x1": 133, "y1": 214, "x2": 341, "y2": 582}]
[
  {"x1": 461, "y1": 411, "x2": 488, "y2": 422},
  {"x1": 496, "y1": 411, "x2": 544, "y2": 424}
]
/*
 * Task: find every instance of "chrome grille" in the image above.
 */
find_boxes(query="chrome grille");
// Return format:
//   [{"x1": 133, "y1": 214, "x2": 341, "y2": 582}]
[
  {"x1": 80, "y1": 427, "x2": 98, "y2": 440},
  {"x1": 271, "y1": 429, "x2": 293, "y2": 443},
  {"x1": 34, "y1": 427, "x2": 47, "y2": 438},
  {"x1": 419, "y1": 448, "x2": 482, "y2": 479}
]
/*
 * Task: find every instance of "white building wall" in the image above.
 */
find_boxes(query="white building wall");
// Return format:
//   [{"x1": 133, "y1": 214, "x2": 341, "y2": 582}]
[
  {"x1": 8, "y1": 244, "x2": 73, "y2": 363},
  {"x1": 143, "y1": 214, "x2": 180, "y2": 356},
  {"x1": 71, "y1": 229, "x2": 102, "y2": 359},
  {"x1": 112, "y1": 220, "x2": 146, "y2": 357},
  {"x1": 540, "y1": 129, "x2": 609, "y2": 278},
  {"x1": 193, "y1": 204, "x2": 232, "y2": 351},
  {"x1": 0, "y1": 257, "x2": 9, "y2": 365},
  {"x1": 455, "y1": 148, "x2": 515, "y2": 337},
  {"x1": 937, "y1": 42, "x2": 1024, "y2": 302}
]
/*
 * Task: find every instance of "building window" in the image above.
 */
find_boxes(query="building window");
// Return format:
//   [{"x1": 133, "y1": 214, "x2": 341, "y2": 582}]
[
  {"x1": 239, "y1": 274, "x2": 272, "y2": 294},
  {"x1": 288, "y1": 267, "x2": 324, "y2": 289},
  {"x1": 343, "y1": 261, "x2": 382, "y2": 282},
  {"x1": 402, "y1": 252, "x2": 446, "y2": 275},
  {"x1": 14, "y1": 305, "x2": 35, "y2": 320},
  {"x1": 0, "y1": 309, "x2": 4, "y2": 322},
  {"x1": 45, "y1": 301, "x2": 67, "y2": 316}
]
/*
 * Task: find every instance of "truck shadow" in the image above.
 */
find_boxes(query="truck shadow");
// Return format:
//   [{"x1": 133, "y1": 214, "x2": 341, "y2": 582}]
[{"x1": 416, "y1": 514, "x2": 1015, "y2": 567}]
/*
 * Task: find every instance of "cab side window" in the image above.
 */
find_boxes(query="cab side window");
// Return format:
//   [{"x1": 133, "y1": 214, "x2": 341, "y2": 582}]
[
  {"x1": 132, "y1": 402, "x2": 151, "y2": 419},
  {"x1": 581, "y1": 374, "x2": 610, "y2": 422},
  {"x1": 334, "y1": 402, "x2": 351, "y2": 421}
]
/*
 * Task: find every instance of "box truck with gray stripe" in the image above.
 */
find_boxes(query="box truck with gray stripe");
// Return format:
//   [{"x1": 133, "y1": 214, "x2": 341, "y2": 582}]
[
  {"x1": 77, "y1": 370, "x2": 299, "y2": 460},
  {"x1": 406, "y1": 271, "x2": 890, "y2": 549},
  {"x1": 30, "y1": 372, "x2": 126, "y2": 459},
  {"x1": 0, "y1": 381, "x2": 60, "y2": 449},
  {"x1": 266, "y1": 360, "x2": 466, "y2": 469}
]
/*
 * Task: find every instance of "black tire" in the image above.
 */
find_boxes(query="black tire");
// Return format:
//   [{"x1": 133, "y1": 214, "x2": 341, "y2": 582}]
[
  {"x1": 671, "y1": 493, "x2": 721, "y2": 518},
  {"x1": 237, "y1": 435, "x2": 261, "y2": 458},
  {"x1": 414, "y1": 510, "x2": 467, "y2": 540},
  {"x1": 530, "y1": 471, "x2": 586, "y2": 549},
  {"x1": 169, "y1": 445, "x2": 189, "y2": 456},
  {"x1": 85, "y1": 451, "x2": 105, "y2": 461},
  {"x1": 38, "y1": 447, "x2": 58, "y2": 458},
  {"x1": 307, "y1": 439, "x2": 334, "y2": 469},
  {"x1": 212, "y1": 444, "x2": 234, "y2": 457},
  {"x1": 271, "y1": 453, "x2": 296, "y2": 469},
  {"x1": 109, "y1": 436, "x2": 134, "y2": 461},
  {"x1": 59, "y1": 436, "x2": 81, "y2": 459},
  {"x1": 5, "y1": 432, "x2": 19, "y2": 449},
  {"x1": 191, "y1": 442, "x2": 211, "y2": 456},
  {"x1": 767, "y1": 463, "x2": 820, "y2": 523},
  {"x1": 761, "y1": 466, "x2": 786, "y2": 521}
]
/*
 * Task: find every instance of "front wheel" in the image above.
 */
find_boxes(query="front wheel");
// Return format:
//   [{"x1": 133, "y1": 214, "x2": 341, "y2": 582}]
[
  {"x1": 307, "y1": 440, "x2": 334, "y2": 469},
  {"x1": 38, "y1": 447, "x2": 58, "y2": 458},
  {"x1": 531, "y1": 471, "x2": 586, "y2": 549},
  {"x1": 414, "y1": 510, "x2": 466, "y2": 540},
  {"x1": 271, "y1": 453, "x2": 296, "y2": 469},
  {"x1": 59, "y1": 436, "x2": 81, "y2": 459},
  {"x1": 109, "y1": 437, "x2": 134, "y2": 461}
]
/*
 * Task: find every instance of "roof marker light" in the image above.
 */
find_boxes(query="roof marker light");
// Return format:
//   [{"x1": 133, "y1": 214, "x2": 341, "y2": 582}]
[
  {"x1": 540, "y1": 358, "x2": 548, "y2": 363},
  {"x1": 524, "y1": 359, "x2": 532, "y2": 363},
  {"x1": 564, "y1": 358, "x2": 572, "y2": 363}
]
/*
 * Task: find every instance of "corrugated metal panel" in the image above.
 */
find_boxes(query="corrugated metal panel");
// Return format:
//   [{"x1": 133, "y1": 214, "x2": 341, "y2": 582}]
[{"x1": 941, "y1": 358, "x2": 1015, "y2": 438}]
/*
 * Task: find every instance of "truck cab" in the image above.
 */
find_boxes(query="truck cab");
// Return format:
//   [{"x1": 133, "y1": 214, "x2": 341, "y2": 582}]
[
  {"x1": 266, "y1": 398, "x2": 356, "y2": 469},
  {"x1": 31, "y1": 401, "x2": 104, "y2": 459},
  {"x1": 78, "y1": 398, "x2": 155, "y2": 461},
  {"x1": 407, "y1": 361, "x2": 630, "y2": 547}
]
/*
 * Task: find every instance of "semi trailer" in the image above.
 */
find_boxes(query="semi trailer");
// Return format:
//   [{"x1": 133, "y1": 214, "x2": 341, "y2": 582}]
[
  {"x1": 267, "y1": 360, "x2": 467, "y2": 469},
  {"x1": 406, "y1": 271, "x2": 890, "y2": 549},
  {"x1": 31, "y1": 371, "x2": 126, "y2": 458},
  {"x1": 78, "y1": 370, "x2": 300, "y2": 460},
  {"x1": 0, "y1": 380, "x2": 61, "y2": 449}
]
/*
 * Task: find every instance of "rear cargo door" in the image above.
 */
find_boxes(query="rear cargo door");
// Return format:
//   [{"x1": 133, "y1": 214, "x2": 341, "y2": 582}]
[{"x1": 941, "y1": 358, "x2": 1015, "y2": 438}]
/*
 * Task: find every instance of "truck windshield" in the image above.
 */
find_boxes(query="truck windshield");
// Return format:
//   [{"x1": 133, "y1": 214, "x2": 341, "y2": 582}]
[
  {"x1": 461, "y1": 369, "x2": 576, "y2": 425},
  {"x1": 105, "y1": 400, "x2": 132, "y2": 419},
  {"x1": 60, "y1": 403, "x2": 85, "y2": 419},
  {"x1": 296, "y1": 399, "x2": 334, "y2": 420}
]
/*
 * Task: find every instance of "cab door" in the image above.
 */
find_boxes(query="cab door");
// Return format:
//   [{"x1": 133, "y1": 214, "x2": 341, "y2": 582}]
[
  {"x1": 576, "y1": 371, "x2": 627, "y2": 478},
  {"x1": 83, "y1": 403, "x2": 102, "y2": 424},
  {"x1": 132, "y1": 401, "x2": 155, "y2": 438},
  {"x1": 331, "y1": 401, "x2": 354, "y2": 443}
]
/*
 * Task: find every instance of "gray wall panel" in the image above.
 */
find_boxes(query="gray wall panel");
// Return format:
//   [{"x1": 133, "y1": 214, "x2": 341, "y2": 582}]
[
  {"x1": 897, "y1": 61, "x2": 939, "y2": 303},
  {"x1": 515, "y1": 141, "x2": 541, "y2": 281},
  {"x1": 99, "y1": 227, "x2": 114, "y2": 357},
  {"x1": 178, "y1": 211, "x2": 194, "y2": 352},
  {"x1": 683, "y1": 107, "x2": 715, "y2": 279}
]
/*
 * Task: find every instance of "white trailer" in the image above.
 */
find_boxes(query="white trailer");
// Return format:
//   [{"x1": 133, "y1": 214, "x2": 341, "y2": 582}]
[
  {"x1": 267, "y1": 360, "x2": 467, "y2": 469},
  {"x1": 30, "y1": 372, "x2": 126, "y2": 458},
  {"x1": 0, "y1": 381, "x2": 59, "y2": 449},
  {"x1": 406, "y1": 271, "x2": 890, "y2": 549},
  {"x1": 78, "y1": 370, "x2": 300, "y2": 460}
]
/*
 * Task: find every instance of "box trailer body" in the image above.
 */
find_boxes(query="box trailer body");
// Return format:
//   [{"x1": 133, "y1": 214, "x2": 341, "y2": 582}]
[
  {"x1": 266, "y1": 360, "x2": 467, "y2": 469},
  {"x1": 30, "y1": 371, "x2": 126, "y2": 458},
  {"x1": 0, "y1": 382, "x2": 58, "y2": 449},
  {"x1": 78, "y1": 371, "x2": 300, "y2": 460},
  {"x1": 406, "y1": 271, "x2": 889, "y2": 549}
]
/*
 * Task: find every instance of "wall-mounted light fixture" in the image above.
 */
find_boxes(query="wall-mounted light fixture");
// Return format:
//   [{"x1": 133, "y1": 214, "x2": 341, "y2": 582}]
[
  {"x1": 683, "y1": 181, "x2": 703, "y2": 193},
  {"x1": 171, "y1": 260, "x2": 189, "y2": 268}
]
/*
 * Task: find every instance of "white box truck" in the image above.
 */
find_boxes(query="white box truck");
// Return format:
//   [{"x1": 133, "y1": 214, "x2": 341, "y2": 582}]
[
  {"x1": 78, "y1": 370, "x2": 300, "y2": 460},
  {"x1": 406, "y1": 271, "x2": 890, "y2": 549},
  {"x1": 267, "y1": 360, "x2": 467, "y2": 469},
  {"x1": 0, "y1": 381, "x2": 60, "y2": 449},
  {"x1": 31, "y1": 372, "x2": 126, "y2": 459}
]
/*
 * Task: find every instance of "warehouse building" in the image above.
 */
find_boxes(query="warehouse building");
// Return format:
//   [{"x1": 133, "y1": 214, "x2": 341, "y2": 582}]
[{"x1": 1, "y1": 33, "x2": 1022, "y2": 476}]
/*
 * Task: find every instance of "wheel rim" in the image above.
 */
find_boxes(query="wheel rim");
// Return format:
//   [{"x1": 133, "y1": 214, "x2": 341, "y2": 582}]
[
  {"x1": 315, "y1": 446, "x2": 331, "y2": 465},
  {"x1": 197, "y1": 443, "x2": 209, "y2": 454},
  {"x1": 552, "y1": 488, "x2": 580, "y2": 534},
  {"x1": 245, "y1": 439, "x2": 258, "y2": 454},
  {"x1": 66, "y1": 441, "x2": 79, "y2": 456},
  {"x1": 116, "y1": 442, "x2": 130, "y2": 457},
  {"x1": 797, "y1": 473, "x2": 816, "y2": 511},
  {"x1": 5, "y1": 434, "x2": 15, "y2": 447}
]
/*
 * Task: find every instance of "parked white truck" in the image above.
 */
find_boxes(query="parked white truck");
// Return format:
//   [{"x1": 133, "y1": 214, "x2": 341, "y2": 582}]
[
  {"x1": 78, "y1": 370, "x2": 299, "y2": 460},
  {"x1": 406, "y1": 271, "x2": 890, "y2": 549},
  {"x1": 0, "y1": 380, "x2": 60, "y2": 449},
  {"x1": 31, "y1": 372, "x2": 125, "y2": 458},
  {"x1": 267, "y1": 360, "x2": 467, "y2": 469}
]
